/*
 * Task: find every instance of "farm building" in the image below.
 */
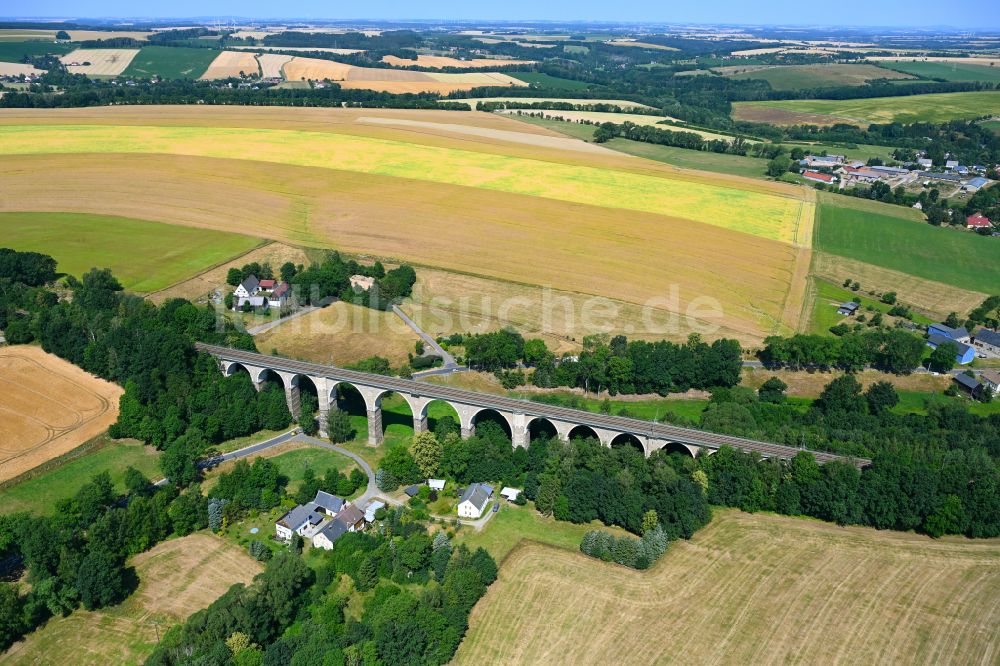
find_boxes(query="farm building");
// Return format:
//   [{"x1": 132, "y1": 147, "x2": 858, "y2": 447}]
[
  {"x1": 953, "y1": 373, "x2": 983, "y2": 397},
  {"x1": 404, "y1": 484, "x2": 421, "y2": 497},
  {"x1": 917, "y1": 158, "x2": 933, "y2": 168},
  {"x1": 428, "y1": 479, "x2": 446, "y2": 491},
  {"x1": 927, "y1": 323, "x2": 971, "y2": 344},
  {"x1": 312, "y1": 490, "x2": 346, "y2": 517},
  {"x1": 259, "y1": 279, "x2": 276, "y2": 290},
  {"x1": 312, "y1": 518, "x2": 349, "y2": 550},
  {"x1": 945, "y1": 160, "x2": 959, "y2": 170},
  {"x1": 458, "y1": 483, "x2": 493, "y2": 519},
  {"x1": 500, "y1": 487, "x2": 522, "y2": 501},
  {"x1": 268, "y1": 282, "x2": 291, "y2": 308},
  {"x1": 337, "y1": 504, "x2": 366, "y2": 531},
  {"x1": 981, "y1": 370, "x2": 1000, "y2": 395},
  {"x1": 364, "y1": 500, "x2": 386, "y2": 523},
  {"x1": 966, "y1": 213, "x2": 992, "y2": 230},
  {"x1": 350, "y1": 274, "x2": 375, "y2": 291},
  {"x1": 963, "y1": 177, "x2": 990, "y2": 193},
  {"x1": 919, "y1": 171, "x2": 962, "y2": 183},
  {"x1": 236, "y1": 295, "x2": 266, "y2": 310},
  {"x1": 837, "y1": 301, "x2": 860, "y2": 316},
  {"x1": 802, "y1": 171, "x2": 836, "y2": 184},
  {"x1": 973, "y1": 329, "x2": 1000, "y2": 358},
  {"x1": 927, "y1": 333, "x2": 976, "y2": 365},
  {"x1": 275, "y1": 503, "x2": 327, "y2": 542}
]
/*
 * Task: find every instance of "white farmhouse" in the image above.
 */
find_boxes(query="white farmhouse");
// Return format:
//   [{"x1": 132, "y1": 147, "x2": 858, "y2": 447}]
[
  {"x1": 234, "y1": 275, "x2": 260, "y2": 299},
  {"x1": 457, "y1": 483, "x2": 493, "y2": 519}
]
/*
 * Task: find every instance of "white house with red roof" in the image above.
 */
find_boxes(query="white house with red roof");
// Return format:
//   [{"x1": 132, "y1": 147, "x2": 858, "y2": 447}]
[{"x1": 966, "y1": 213, "x2": 992, "y2": 230}]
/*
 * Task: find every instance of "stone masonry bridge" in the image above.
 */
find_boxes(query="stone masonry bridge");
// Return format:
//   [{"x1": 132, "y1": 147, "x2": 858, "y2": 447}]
[{"x1": 197, "y1": 343, "x2": 868, "y2": 466}]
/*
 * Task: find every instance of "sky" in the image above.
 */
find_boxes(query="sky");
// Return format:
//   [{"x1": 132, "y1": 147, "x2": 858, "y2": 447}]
[{"x1": 4, "y1": 0, "x2": 1000, "y2": 29}]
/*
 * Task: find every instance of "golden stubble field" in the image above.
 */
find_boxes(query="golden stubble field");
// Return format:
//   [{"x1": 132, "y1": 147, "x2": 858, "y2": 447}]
[
  {"x1": 3, "y1": 534, "x2": 262, "y2": 666},
  {"x1": 0, "y1": 107, "x2": 814, "y2": 342},
  {"x1": 455, "y1": 510, "x2": 1000, "y2": 665},
  {"x1": 0, "y1": 346, "x2": 123, "y2": 483}
]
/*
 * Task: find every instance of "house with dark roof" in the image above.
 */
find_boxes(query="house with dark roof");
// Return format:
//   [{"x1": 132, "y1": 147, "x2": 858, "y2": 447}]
[
  {"x1": 312, "y1": 490, "x2": 346, "y2": 517},
  {"x1": 337, "y1": 504, "x2": 366, "y2": 531},
  {"x1": 404, "y1": 484, "x2": 421, "y2": 498},
  {"x1": 928, "y1": 323, "x2": 971, "y2": 344},
  {"x1": 234, "y1": 275, "x2": 260, "y2": 299},
  {"x1": 458, "y1": 483, "x2": 493, "y2": 519},
  {"x1": 927, "y1": 333, "x2": 976, "y2": 365},
  {"x1": 312, "y1": 517, "x2": 349, "y2": 550},
  {"x1": 953, "y1": 373, "x2": 983, "y2": 397},
  {"x1": 973, "y1": 329, "x2": 1000, "y2": 358},
  {"x1": 837, "y1": 301, "x2": 860, "y2": 316},
  {"x1": 275, "y1": 503, "x2": 327, "y2": 542}
]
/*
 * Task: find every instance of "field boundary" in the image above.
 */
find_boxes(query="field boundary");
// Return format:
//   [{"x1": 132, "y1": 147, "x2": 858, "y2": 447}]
[
  {"x1": 142, "y1": 238, "x2": 271, "y2": 299},
  {"x1": 0, "y1": 432, "x2": 116, "y2": 492}
]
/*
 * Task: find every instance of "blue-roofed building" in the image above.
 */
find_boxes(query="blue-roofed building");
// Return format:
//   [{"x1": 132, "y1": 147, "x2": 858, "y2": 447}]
[
  {"x1": 928, "y1": 323, "x2": 971, "y2": 343},
  {"x1": 963, "y1": 176, "x2": 990, "y2": 193},
  {"x1": 927, "y1": 333, "x2": 976, "y2": 365}
]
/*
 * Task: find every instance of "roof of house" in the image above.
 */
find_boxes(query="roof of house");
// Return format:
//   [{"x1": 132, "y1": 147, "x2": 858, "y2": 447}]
[
  {"x1": 404, "y1": 484, "x2": 421, "y2": 497},
  {"x1": 929, "y1": 323, "x2": 969, "y2": 340},
  {"x1": 919, "y1": 171, "x2": 963, "y2": 182},
  {"x1": 337, "y1": 504, "x2": 365, "y2": 526},
  {"x1": 259, "y1": 279, "x2": 276, "y2": 289},
  {"x1": 928, "y1": 333, "x2": 973, "y2": 356},
  {"x1": 460, "y1": 483, "x2": 493, "y2": 511},
  {"x1": 313, "y1": 490, "x2": 345, "y2": 514},
  {"x1": 238, "y1": 296, "x2": 267, "y2": 307},
  {"x1": 271, "y1": 282, "x2": 290, "y2": 298},
  {"x1": 967, "y1": 213, "x2": 992, "y2": 228},
  {"x1": 980, "y1": 369, "x2": 1000, "y2": 386},
  {"x1": 945, "y1": 160, "x2": 959, "y2": 168},
  {"x1": 316, "y1": 517, "x2": 348, "y2": 543},
  {"x1": 802, "y1": 170, "x2": 835, "y2": 183},
  {"x1": 838, "y1": 301, "x2": 860, "y2": 312},
  {"x1": 954, "y1": 374, "x2": 981, "y2": 390},
  {"x1": 240, "y1": 275, "x2": 259, "y2": 292},
  {"x1": 975, "y1": 328, "x2": 1000, "y2": 348},
  {"x1": 500, "y1": 486, "x2": 521, "y2": 498},
  {"x1": 428, "y1": 479, "x2": 446, "y2": 490},
  {"x1": 277, "y1": 503, "x2": 324, "y2": 530}
]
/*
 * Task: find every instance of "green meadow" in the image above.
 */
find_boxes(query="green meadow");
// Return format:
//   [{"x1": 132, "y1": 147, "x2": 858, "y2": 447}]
[
  {"x1": 737, "y1": 90, "x2": 1000, "y2": 125},
  {"x1": 879, "y1": 60, "x2": 1000, "y2": 83},
  {"x1": 123, "y1": 45, "x2": 219, "y2": 79},
  {"x1": 814, "y1": 194, "x2": 1000, "y2": 294},
  {"x1": 1, "y1": 212, "x2": 262, "y2": 292}
]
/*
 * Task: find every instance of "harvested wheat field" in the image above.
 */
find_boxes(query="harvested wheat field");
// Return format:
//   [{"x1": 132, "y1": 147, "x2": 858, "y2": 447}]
[
  {"x1": 382, "y1": 54, "x2": 534, "y2": 68},
  {"x1": 0, "y1": 106, "x2": 814, "y2": 341},
  {"x1": 3, "y1": 533, "x2": 262, "y2": 666},
  {"x1": 0, "y1": 62, "x2": 43, "y2": 76},
  {"x1": 199, "y1": 50, "x2": 259, "y2": 79},
  {"x1": 280, "y1": 55, "x2": 527, "y2": 92},
  {"x1": 455, "y1": 510, "x2": 1000, "y2": 666},
  {"x1": 0, "y1": 346, "x2": 123, "y2": 483},
  {"x1": 256, "y1": 301, "x2": 421, "y2": 367},
  {"x1": 59, "y1": 48, "x2": 139, "y2": 76},
  {"x1": 257, "y1": 53, "x2": 293, "y2": 78}
]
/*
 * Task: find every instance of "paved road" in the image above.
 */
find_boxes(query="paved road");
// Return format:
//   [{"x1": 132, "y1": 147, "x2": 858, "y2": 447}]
[
  {"x1": 392, "y1": 304, "x2": 459, "y2": 369},
  {"x1": 246, "y1": 306, "x2": 320, "y2": 336}
]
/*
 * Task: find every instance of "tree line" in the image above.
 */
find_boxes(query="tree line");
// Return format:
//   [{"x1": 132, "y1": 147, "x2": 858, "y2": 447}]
[{"x1": 759, "y1": 329, "x2": 927, "y2": 374}]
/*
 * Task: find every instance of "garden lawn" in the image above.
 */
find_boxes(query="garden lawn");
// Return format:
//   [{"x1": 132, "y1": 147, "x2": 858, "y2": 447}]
[
  {"x1": 814, "y1": 195, "x2": 1000, "y2": 294},
  {"x1": 0, "y1": 212, "x2": 262, "y2": 292}
]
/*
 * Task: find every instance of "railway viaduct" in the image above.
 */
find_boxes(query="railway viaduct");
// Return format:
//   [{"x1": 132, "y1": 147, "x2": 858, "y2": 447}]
[{"x1": 197, "y1": 343, "x2": 867, "y2": 466}]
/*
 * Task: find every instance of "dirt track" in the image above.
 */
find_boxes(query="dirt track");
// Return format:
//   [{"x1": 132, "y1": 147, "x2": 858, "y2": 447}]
[{"x1": 0, "y1": 346, "x2": 122, "y2": 483}]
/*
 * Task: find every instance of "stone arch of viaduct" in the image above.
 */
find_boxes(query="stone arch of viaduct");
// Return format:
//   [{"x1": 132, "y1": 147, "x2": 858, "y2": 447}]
[{"x1": 208, "y1": 344, "x2": 866, "y2": 467}]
